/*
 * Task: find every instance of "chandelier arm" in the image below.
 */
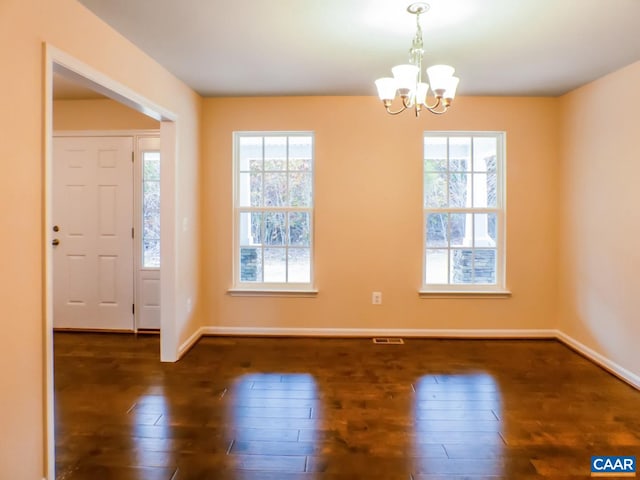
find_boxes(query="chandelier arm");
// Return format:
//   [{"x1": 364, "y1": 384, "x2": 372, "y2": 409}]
[
  {"x1": 424, "y1": 96, "x2": 452, "y2": 114},
  {"x1": 385, "y1": 104, "x2": 409, "y2": 115},
  {"x1": 424, "y1": 105, "x2": 449, "y2": 115},
  {"x1": 422, "y1": 96, "x2": 442, "y2": 110}
]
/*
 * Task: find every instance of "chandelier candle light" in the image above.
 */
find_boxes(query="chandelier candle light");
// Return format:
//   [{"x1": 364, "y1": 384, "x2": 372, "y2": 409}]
[{"x1": 375, "y1": 2, "x2": 459, "y2": 116}]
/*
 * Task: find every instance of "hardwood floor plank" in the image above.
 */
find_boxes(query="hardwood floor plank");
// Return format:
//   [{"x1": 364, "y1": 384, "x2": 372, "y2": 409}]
[
  {"x1": 234, "y1": 428, "x2": 301, "y2": 442},
  {"x1": 230, "y1": 440, "x2": 318, "y2": 456},
  {"x1": 415, "y1": 409, "x2": 498, "y2": 421}
]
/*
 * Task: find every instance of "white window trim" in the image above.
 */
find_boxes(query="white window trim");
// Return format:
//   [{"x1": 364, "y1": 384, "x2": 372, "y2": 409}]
[
  {"x1": 227, "y1": 289, "x2": 318, "y2": 297},
  {"x1": 421, "y1": 131, "x2": 508, "y2": 296},
  {"x1": 231, "y1": 131, "x2": 315, "y2": 293}
]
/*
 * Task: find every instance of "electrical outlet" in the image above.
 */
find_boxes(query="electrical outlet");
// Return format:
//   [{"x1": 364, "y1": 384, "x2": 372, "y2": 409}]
[
  {"x1": 186, "y1": 297, "x2": 192, "y2": 313},
  {"x1": 372, "y1": 291, "x2": 382, "y2": 305}
]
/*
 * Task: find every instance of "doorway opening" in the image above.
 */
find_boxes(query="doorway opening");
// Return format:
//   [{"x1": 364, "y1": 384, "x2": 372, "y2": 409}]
[{"x1": 44, "y1": 44, "x2": 179, "y2": 480}]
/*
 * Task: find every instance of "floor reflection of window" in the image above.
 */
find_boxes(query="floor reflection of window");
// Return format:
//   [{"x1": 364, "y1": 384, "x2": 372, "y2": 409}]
[
  {"x1": 225, "y1": 373, "x2": 320, "y2": 477},
  {"x1": 129, "y1": 387, "x2": 173, "y2": 468},
  {"x1": 413, "y1": 373, "x2": 504, "y2": 477}
]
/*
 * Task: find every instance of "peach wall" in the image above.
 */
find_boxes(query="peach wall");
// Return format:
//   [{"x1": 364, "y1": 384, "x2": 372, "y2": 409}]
[
  {"x1": 559, "y1": 61, "x2": 640, "y2": 381},
  {"x1": 53, "y1": 98, "x2": 160, "y2": 130},
  {"x1": 0, "y1": 0, "x2": 201, "y2": 478},
  {"x1": 201, "y1": 96, "x2": 560, "y2": 332}
]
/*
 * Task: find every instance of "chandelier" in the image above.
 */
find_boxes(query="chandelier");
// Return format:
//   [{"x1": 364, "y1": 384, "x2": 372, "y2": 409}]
[{"x1": 375, "y1": 2, "x2": 459, "y2": 116}]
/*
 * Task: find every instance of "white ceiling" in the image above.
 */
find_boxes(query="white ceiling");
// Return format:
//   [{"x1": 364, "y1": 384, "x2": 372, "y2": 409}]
[{"x1": 76, "y1": 0, "x2": 640, "y2": 97}]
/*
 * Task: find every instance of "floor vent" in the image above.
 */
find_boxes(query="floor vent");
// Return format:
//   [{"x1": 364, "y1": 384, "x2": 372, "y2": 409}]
[{"x1": 372, "y1": 337, "x2": 405, "y2": 345}]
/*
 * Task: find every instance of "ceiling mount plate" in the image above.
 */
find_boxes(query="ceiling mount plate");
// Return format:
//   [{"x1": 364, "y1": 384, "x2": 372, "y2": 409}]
[{"x1": 407, "y1": 2, "x2": 430, "y2": 15}]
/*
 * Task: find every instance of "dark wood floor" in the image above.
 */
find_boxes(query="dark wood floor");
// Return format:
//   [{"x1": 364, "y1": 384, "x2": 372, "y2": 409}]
[{"x1": 54, "y1": 333, "x2": 640, "y2": 479}]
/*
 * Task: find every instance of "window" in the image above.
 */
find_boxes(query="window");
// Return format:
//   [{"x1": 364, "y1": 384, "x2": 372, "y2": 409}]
[
  {"x1": 233, "y1": 132, "x2": 314, "y2": 291},
  {"x1": 142, "y1": 150, "x2": 160, "y2": 268},
  {"x1": 423, "y1": 132, "x2": 506, "y2": 293}
]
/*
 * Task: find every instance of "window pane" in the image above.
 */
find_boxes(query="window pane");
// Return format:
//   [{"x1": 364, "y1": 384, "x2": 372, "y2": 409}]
[
  {"x1": 143, "y1": 239, "x2": 160, "y2": 269},
  {"x1": 143, "y1": 210, "x2": 160, "y2": 242},
  {"x1": 142, "y1": 151, "x2": 160, "y2": 269},
  {"x1": 424, "y1": 157, "x2": 446, "y2": 172},
  {"x1": 474, "y1": 213, "x2": 497, "y2": 247},
  {"x1": 264, "y1": 248, "x2": 286, "y2": 282},
  {"x1": 288, "y1": 212, "x2": 310, "y2": 246},
  {"x1": 288, "y1": 248, "x2": 310, "y2": 283},
  {"x1": 264, "y1": 212, "x2": 286, "y2": 246},
  {"x1": 289, "y1": 136, "x2": 313, "y2": 170},
  {"x1": 426, "y1": 213, "x2": 448, "y2": 247},
  {"x1": 450, "y1": 213, "x2": 471, "y2": 247},
  {"x1": 289, "y1": 158, "x2": 311, "y2": 171},
  {"x1": 425, "y1": 249, "x2": 448, "y2": 284},
  {"x1": 449, "y1": 137, "x2": 471, "y2": 171},
  {"x1": 239, "y1": 212, "x2": 262, "y2": 246},
  {"x1": 449, "y1": 172, "x2": 469, "y2": 208},
  {"x1": 424, "y1": 172, "x2": 447, "y2": 208},
  {"x1": 473, "y1": 137, "x2": 497, "y2": 172},
  {"x1": 474, "y1": 250, "x2": 496, "y2": 284},
  {"x1": 240, "y1": 247, "x2": 262, "y2": 282},
  {"x1": 239, "y1": 136, "x2": 263, "y2": 171},
  {"x1": 239, "y1": 172, "x2": 262, "y2": 207},
  {"x1": 488, "y1": 212, "x2": 497, "y2": 241},
  {"x1": 142, "y1": 152, "x2": 160, "y2": 180},
  {"x1": 472, "y1": 173, "x2": 487, "y2": 207},
  {"x1": 143, "y1": 180, "x2": 159, "y2": 196},
  {"x1": 472, "y1": 173, "x2": 497, "y2": 208},
  {"x1": 265, "y1": 136, "x2": 287, "y2": 170},
  {"x1": 424, "y1": 137, "x2": 447, "y2": 172},
  {"x1": 289, "y1": 172, "x2": 312, "y2": 207},
  {"x1": 265, "y1": 158, "x2": 286, "y2": 170},
  {"x1": 451, "y1": 249, "x2": 473, "y2": 284},
  {"x1": 264, "y1": 172, "x2": 287, "y2": 207}
]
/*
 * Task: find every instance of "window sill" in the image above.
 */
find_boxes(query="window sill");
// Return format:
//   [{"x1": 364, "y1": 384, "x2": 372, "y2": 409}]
[
  {"x1": 419, "y1": 289, "x2": 512, "y2": 299},
  {"x1": 227, "y1": 289, "x2": 318, "y2": 298}
]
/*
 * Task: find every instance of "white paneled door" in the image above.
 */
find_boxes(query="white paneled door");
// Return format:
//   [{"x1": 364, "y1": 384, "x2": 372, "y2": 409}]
[{"x1": 53, "y1": 136, "x2": 134, "y2": 330}]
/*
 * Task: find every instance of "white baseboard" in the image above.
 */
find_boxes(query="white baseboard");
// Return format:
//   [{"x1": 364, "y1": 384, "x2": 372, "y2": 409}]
[
  {"x1": 200, "y1": 326, "x2": 557, "y2": 338},
  {"x1": 177, "y1": 326, "x2": 205, "y2": 360},
  {"x1": 555, "y1": 330, "x2": 640, "y2": 390}
]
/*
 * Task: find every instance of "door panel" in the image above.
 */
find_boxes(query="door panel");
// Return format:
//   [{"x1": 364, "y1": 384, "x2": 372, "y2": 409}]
[
  {"x1": 53, "y1": 136, "x2": 134, "y2": 330},
  {"x1": 137, "y1": 274, "x2": 160, "y2": 329}
]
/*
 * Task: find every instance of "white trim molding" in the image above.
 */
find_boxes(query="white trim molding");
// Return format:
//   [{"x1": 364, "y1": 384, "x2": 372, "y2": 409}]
[
  {"x1": 419, "y1": 290, "x2": 512, "y2": 299},
  {"x1": 200, "y1": 326, "x2": 557, "y2": 338},
  {"x1": 177, "y1": 327, "x2": 205, "y2": 360},
  {"x1": 556, "y1": 330, "x2": 640, "y2": 390},
  {"x1": 227, "y1": 289, "x2": 319, "y2": 297},
  {"x1": 53, "y1": 129, "x2": 159, "y2": 137}
]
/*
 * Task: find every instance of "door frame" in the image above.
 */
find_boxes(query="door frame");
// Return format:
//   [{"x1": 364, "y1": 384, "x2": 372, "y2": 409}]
[
  {"x1": 53, "y1": 130, "x2": 161, "y2": 332},
  {"x1": 44, "y1": 44, "x2": 179, "y2": 480}
]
